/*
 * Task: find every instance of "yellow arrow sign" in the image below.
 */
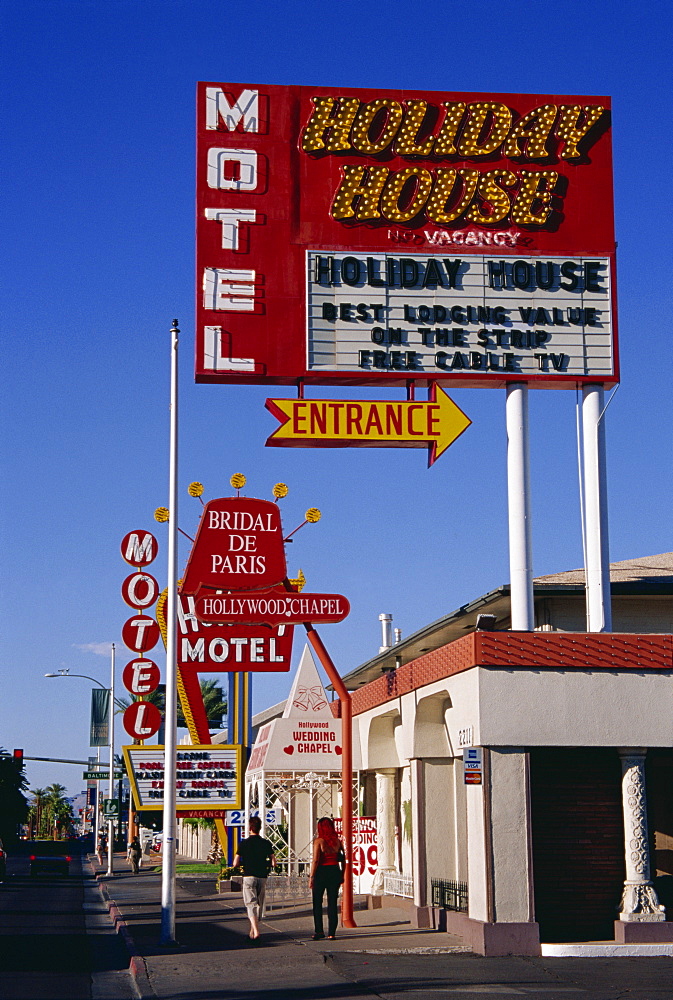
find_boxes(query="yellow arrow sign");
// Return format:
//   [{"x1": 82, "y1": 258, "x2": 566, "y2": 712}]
[{"x1": 265, "y1": 386, "x2": 471, "y2": 465}]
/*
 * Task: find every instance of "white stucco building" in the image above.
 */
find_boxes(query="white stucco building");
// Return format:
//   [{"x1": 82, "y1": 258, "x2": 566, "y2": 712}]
[{"x1": 338, "y1": 553, "x2": 673, "y2": 955}]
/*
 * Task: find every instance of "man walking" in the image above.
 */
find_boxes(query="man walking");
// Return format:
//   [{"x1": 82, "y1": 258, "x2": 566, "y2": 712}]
[
  {"x1": 127, "y1": 836, "x2": 142, "y2": 874},
  {"x1": 233, "y1": 816, "x2": 275, "y2": 940}
]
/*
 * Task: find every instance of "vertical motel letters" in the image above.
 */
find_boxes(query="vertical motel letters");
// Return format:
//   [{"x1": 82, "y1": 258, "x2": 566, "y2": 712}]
[{"x1": 203, "y1": 88, "x2": 261, "y2": 360}]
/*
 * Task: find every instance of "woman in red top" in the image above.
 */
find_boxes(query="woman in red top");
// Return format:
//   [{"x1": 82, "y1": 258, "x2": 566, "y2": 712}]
[{"x1": 309, "y1": 817, "x2": 345, "y2": 939}]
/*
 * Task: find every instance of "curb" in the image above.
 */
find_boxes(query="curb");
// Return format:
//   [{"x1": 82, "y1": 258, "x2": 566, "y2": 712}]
[
  {"x1": 87, "y1": 858, "x2": 156, "y2": 1000},
  {"x1": 98, "y1": 881, "x2": 156, "y2": 999}
]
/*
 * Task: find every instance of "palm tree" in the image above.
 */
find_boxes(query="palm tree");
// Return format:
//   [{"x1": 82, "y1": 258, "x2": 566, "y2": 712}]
[
  {"x1": 116, "y1": 686, "x2": 165, "y2": 715},
  {"x1": 188, "y1": 679, "x2": 227, "y2": 731},
  {"x1": 0, "y1": 748, "x2": 29, "y2": 843},
  {"x1": 28, "y1": 788, "x2": 48, "y2": 838},
  {"x1": 45, "y1": 783, "x2": 73, "y2": 839}
]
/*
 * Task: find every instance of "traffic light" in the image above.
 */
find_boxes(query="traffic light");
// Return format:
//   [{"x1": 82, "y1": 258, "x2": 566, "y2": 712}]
[{"x1": 13, "y1": 749, "x2": 23, "y2": 763}]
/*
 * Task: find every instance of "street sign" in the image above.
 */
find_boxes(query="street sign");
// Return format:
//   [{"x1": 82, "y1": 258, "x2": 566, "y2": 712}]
[
  {"x1": 224, "y1": 808, "x2": 280, "y2": 826},
  {"x1": 180, "y1": 497, "x2": 287, "y2": 594},
  {"x1": 102, "y1": 799, "x2": 120, "y2": 818},
  {"x1": 83, "y1": 771, "x2": 123, "y2": 780},
  {"x1": 194, "y1": 586, "x2": 350, "y2": 626},
  {"x1": 265, "y1": 385, "x2": 471, "y2": 465}
]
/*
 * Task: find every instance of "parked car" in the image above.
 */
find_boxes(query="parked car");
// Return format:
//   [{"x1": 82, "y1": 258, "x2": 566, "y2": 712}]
[
  {"x1": 29, "y1": 840, "x2": 71, "y2": 876},
  {"x1": 0, "y1": 838, "x2": 6, "y2": 880}
]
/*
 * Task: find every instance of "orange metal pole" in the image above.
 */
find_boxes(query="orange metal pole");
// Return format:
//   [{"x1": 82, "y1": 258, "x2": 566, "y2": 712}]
[{"x1": 304, "y1": 625, "x2": 356, "y2": 928}]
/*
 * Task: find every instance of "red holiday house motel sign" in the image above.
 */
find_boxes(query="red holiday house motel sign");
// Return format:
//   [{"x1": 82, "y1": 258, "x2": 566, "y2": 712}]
[{"x1": 196, "y1": 83, "x2": 617, "y2": 390}]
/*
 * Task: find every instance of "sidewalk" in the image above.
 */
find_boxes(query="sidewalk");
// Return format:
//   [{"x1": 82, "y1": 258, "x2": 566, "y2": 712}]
[{"x1": 90, "y1": 854, "x2": 467, "y2": 999}]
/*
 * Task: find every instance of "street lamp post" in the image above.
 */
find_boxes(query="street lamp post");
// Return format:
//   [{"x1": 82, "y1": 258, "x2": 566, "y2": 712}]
[
  {"x1": 106, "y1": 644, "x2": 116, "y2": 876},
  {"x1": 45, "y1": 658, "x2": 121, "y2": 860}
]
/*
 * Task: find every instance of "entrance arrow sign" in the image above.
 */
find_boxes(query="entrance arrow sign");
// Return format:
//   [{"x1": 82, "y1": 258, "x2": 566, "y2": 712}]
[{"x1": 265, "y1": 385, "x2": 471, "y2": 465}]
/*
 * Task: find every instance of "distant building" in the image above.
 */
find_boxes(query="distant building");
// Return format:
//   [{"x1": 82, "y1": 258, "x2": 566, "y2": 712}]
[{"x1": 69, "y1": 790, "x2": 88, "y2": 832}]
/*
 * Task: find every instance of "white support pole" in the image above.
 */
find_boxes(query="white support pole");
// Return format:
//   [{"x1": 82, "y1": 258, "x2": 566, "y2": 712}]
[
  {"x1": 506, "y1": 384, "x2": 534, "y2": 631},
  {"x1": 161, "y1": 319, "x2": 180, "y2": 945},
  {"x1": 582, "y1": 384, "x2": 612, "y2": 632},
  {"x1": 410, "y1": 759, "x2": 427, "y2": 910},
  {"x1": 106, "y1": 643, "x2": 116, "y2": 876}
]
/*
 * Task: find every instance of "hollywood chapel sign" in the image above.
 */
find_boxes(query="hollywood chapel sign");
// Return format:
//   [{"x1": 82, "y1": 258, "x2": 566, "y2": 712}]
[{"x1": 196, "y1": 83, "x2": 616, "y2": 389}]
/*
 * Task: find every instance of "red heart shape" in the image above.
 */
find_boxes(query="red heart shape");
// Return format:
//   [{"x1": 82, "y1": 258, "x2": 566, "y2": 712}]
[
  {"x1": 283, "y1": 745, "x2": 295, "y2": 755},
  {"x1": 335, "y1": 745, "x2": 342, "y2": 755}
]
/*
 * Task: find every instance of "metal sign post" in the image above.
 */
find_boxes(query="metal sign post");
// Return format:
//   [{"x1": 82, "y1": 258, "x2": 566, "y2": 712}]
[
  {"x1": 161, "y1": 320, "x2": 180, "y2": 946},
  {"x1": 106, "y1": 643, "x2": 116, "y2": 877},
  {"x1": 303, "y1": 625, "x2": 357, "y2": 929}
]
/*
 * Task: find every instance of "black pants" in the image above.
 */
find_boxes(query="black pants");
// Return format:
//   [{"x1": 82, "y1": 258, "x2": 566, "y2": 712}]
[{"x1": 312, "y1": 865, "x2": 341, "y2": 936}]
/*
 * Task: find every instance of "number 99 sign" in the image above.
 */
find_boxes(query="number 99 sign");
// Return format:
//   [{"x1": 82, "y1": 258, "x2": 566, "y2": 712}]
[{"x1": 351, "y1": 843, "x2": 377, "y2": 877}]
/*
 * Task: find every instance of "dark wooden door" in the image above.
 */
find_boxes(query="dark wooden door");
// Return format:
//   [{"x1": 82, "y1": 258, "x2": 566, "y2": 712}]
[{"x1": 529, "y1": 748, "x2": 625, "y2": 942}]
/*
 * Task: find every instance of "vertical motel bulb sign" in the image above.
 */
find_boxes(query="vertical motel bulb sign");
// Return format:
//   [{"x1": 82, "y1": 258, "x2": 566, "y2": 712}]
[{"x1": 120, "y1": 530, "x2": 163, "y2": 740}]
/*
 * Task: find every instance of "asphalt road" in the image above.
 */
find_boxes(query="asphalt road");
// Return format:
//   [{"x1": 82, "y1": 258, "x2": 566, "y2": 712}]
[{"x1": 0, "y1": 842, "x2": 134, "y2": 1000}]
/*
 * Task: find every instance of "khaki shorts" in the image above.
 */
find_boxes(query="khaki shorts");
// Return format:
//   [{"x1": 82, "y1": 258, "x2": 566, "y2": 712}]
[{"x1": 242, "y1": 876, "x2": 267, "y2": 913}]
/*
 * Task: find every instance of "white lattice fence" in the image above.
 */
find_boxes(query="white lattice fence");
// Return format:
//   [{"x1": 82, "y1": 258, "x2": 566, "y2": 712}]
[
  {"x1": 383, "y1": 872, "x2": 414, "y2": 899},
  {"x1": 264, "y1": 874, "x2": 311, "y2": 910}
]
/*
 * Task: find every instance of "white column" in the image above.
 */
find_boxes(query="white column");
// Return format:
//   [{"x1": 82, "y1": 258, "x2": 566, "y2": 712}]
[
  {"x1": 410, "y1": 759, "x2": 427, "y2": 908},
  {"x1": 618, "y1": 749, "x2": 665, "y2": 922},
  {"x1": 506, "y1": 384, "x2": 534, "y2": 631},
  {"x1": 582, "y1": 384, "x2": 612, "y2": 632},
  {"x1": 372, "y1": 768, "x2": 397, "y2": 894},
  {"x1": 465, "y1": 761, "x2": 490, "y2": 923},
  {"x1": 489, "y1": 749, "x2": 534, "y2": 922}
]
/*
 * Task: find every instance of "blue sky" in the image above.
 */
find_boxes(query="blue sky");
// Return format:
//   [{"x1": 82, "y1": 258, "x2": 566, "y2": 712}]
[{"x1": 1, "y1": 0, "x2": 671, "y2": 798}]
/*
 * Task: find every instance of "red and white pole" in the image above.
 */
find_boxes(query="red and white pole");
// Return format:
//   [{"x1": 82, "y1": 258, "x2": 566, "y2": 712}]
[{"x1": 303, "y1": 626, "x2": 357, "y2": 929}]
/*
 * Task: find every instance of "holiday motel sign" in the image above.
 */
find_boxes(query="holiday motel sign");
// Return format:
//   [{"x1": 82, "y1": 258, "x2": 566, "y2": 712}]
[{"x1": 196, "y1": 84, "x2": 616, "y2": 391}]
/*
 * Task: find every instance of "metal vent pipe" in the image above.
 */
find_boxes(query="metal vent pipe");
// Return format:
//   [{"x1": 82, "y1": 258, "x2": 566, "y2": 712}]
[{"x1": 379, "y1": 613, "x2": 393, "y2": 652}]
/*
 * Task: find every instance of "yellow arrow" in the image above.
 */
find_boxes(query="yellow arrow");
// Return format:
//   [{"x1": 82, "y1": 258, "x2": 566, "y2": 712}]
[{"x1": 265, "y1": 387, "x2": 470, "y2": 465}]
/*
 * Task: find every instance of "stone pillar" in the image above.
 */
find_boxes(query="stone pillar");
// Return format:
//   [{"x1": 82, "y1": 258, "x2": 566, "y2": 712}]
[
  {"x1": 371, "y1": 768, "x2": 397, "y2": 895},
  {"x1": 618, "y1": 749, "x2": 665, "y2": 922}
]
